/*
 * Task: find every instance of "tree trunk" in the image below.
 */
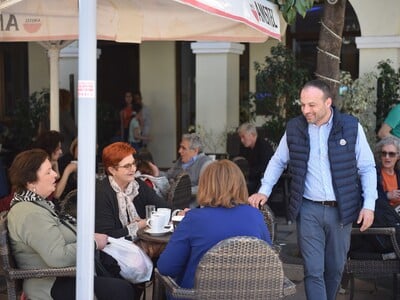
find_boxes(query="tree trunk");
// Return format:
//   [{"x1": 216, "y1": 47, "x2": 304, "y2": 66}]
[{"x1": 316, "y1": 0, "x2": 347, "y2": 104}]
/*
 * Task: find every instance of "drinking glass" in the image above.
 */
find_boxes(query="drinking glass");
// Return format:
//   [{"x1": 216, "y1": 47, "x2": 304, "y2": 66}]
[{"x1": 145, "y1": 205, "x2": 156, "y2": 219}]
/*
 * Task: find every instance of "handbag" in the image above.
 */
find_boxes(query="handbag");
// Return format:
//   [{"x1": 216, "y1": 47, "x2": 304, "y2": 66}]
[{"x1": 101, "y1": 237, "x2": 153, "y2": 283}]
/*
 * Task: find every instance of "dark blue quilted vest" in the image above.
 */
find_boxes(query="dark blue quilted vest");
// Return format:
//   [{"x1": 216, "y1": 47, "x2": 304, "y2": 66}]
[{"x1": 286, "y1": 107, "x2": 362, "y2": 225}]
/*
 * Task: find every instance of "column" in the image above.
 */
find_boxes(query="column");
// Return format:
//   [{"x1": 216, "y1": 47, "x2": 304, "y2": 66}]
[{"x1": 191, "y1": 42, "x2": 244, "y2": 154}]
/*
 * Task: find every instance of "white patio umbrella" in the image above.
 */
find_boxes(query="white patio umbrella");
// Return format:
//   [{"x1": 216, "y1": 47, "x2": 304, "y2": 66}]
[
  {"x1": 0, "y1": 0, "x2": 281, "y2": 131},
  {"x1": 1, "y1": 0, "x2": 282, "y2": 298}
]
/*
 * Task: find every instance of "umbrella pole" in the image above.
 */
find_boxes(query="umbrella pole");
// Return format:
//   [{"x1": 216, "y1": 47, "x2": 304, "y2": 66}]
[{"x1": 77, "y1": 0, "x2": 97, "y2": 299}]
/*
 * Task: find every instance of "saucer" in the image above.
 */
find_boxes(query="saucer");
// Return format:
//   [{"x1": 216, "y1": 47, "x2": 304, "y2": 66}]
[{"x1": 145, "y1": 226, "x2": 172, "y2": 237}]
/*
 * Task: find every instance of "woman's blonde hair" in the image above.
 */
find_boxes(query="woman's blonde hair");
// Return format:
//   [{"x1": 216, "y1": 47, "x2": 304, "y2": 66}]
[{"x1": 197, "y1": 159, "x2": 248, "y2": 208}]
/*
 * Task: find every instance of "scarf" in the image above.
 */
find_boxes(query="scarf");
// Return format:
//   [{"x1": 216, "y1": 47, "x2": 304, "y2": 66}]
[
  {"x1": 11, "y1": 189, "x2": 77, "y2": 227},
  {"x1": 11, "y1": 190, "x2": 55, "y2": 210},
  {"x1": 108, "y1": 176, "x2": 140, "y2": 237}
]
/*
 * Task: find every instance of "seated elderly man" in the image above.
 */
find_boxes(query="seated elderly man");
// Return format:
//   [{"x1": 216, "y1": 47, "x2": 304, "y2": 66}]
[
  {"x1": 165, "y1": 133, "x2": 212, "y2": 197},
  {"x1": 237, "y1": 123, "x2": 274, "y2": 195}
]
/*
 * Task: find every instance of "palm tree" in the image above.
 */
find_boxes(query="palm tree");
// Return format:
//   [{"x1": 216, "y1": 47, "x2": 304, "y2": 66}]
[{"x1": 273, "y1": 0, "x2": 347, "y2": 103}]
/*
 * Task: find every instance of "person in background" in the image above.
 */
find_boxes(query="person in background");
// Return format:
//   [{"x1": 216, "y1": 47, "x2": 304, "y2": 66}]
[
  {"x1": 95, "y1": 142, "x2": 170, "y2": 277},
  {"x1": 237, "y1": 123, "x2": 274, "y2": 194},
  {"x1": 164, "y1": 133, "x2": 212, "y2": 197},
  {"x1": 375, "y1": 136, "x2": 400, "y2": 208},
  {"x1": 128, "y1": 104, "x2": 150, "y2": 152},
  {"x1": 58, "y1": 137, "x2": 78, "y2": 200},
  {"x1": 248, "y1": 79, "x2": 377, "y2": 300},
  {"x1": 33, "y1": 130, "x2": 77, "y2": 201},
  {"x1": 59, "y1": 89, "x2": 77, "y2": 155},
  {"x1": 133, "y1": 91, "x2": 151, "y2": 147},
  {"x1": 7, "y1": 149, "x2": 135, "y2": 300},
  {"x1": 135, "y1": 157, "x2": 170, "y2": 200},
  {"x1": 378, "y1": 103, "x2": 400, "y2": 140},
  {"x1": 157, "y1": 159, "x2": 271, "y2": 296},
  {"x1": 120, "y1": 91, "x2": 134, "y2": 142}
]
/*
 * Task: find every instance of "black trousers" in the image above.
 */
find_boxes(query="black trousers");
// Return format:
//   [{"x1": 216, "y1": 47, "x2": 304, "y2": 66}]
[{"x1": 51, "y1": 276, "x2": 136, "y2": 300}]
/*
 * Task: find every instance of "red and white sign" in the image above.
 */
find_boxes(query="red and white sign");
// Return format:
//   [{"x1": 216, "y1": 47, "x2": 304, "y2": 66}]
[
  {"x1": 78, "y1": 80, "x2": 96, "y2": 98},
  {"x1": 176, "y1": 0, "x2": 281, "y2": 40}
]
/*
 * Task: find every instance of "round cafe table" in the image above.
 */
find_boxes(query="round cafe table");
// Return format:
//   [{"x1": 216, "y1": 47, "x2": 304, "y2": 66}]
[{"x1": 135, "y1": 227, "x2": 172, "y2": 259}]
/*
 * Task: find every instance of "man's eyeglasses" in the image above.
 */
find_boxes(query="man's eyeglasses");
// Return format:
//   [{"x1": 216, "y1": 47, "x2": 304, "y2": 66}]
[
  {"x1": 115, "y1": 162, "x2": 136, "y2": 170},
  {"x1": 381, "y1": 151, "x2": 399, "y2": 158}
]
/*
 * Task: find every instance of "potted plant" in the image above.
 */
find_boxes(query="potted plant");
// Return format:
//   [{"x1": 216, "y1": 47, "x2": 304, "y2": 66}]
[{"x1": 249, "y1": 43, "x2": 310, "y2": 146}]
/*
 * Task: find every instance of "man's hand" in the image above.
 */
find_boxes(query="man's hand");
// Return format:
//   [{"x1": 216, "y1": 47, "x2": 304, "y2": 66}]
[
  {"x1": 357, "y1": 208, "x2": 374, "y2": 232},
  {"x1": 248, "y1": 193, "x2": 268, "y2": 208}
]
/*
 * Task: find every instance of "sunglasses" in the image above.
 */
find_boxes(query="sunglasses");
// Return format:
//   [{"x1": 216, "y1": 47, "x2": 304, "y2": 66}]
[{"x1": 381, "y1": 151, "x2": 399, "y2": 158}]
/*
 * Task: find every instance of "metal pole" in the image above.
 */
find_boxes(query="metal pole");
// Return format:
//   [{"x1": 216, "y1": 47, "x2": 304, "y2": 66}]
[{"x1": 77, "y1": 0, "x2": 97, "y2": 299}]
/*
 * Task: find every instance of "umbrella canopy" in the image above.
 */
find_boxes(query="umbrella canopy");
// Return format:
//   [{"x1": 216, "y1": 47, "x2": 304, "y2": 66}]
[
  {"x1": 1, "y1": 0, "x2": 282, "y2": 298},
  {"x1": 0, "y1": 0, "x2": 281, "y2": 43}
]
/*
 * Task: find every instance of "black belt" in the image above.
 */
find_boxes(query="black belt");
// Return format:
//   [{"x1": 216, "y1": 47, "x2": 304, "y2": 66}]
[{"x1": 304, "y1": 198, "x2": 337, "y2": 207}]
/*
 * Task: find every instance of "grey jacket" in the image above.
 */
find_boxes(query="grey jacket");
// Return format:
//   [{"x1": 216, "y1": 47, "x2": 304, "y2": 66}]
[
  {"x1": 8, "y1": 200, "x2": 76, "y2": 299},
  {"x1": 166, "y1": 153, "x2": 212, "y2": 195}
]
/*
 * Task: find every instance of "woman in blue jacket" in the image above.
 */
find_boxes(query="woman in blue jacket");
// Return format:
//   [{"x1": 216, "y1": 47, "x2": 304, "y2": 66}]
[{"x1": 157, "y1": 159, "x2": 271, "y2": 293}]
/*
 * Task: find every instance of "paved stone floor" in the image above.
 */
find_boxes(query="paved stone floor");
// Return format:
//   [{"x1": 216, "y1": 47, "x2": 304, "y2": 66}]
[{"x1": 275, "y1": 217, "x2": 398, "y2": 300}]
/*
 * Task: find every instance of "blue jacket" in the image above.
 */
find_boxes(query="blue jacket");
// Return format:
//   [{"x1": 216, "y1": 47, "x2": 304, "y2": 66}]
[
  {"x1": 157, "y1": 205, "x2": 271, "y2": 292},
  {"x1": 286, "y1": 107, "x2": 361, "y2": 225}
]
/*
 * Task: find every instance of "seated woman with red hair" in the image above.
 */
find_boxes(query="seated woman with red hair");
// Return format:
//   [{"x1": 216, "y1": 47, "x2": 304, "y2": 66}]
[{"x1": 95, "y1": 142, "x2": 170, "y2": 277}]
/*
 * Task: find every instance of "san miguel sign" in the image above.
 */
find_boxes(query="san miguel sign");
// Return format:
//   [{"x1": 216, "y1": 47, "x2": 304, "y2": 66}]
[{"x1": 178, "y1": 0, "x2": 281, "y2": 40}]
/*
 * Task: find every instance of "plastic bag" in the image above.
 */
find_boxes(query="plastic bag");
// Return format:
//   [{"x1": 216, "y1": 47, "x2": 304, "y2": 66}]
[{"x1": 102, "y1": 237, "x2": 153, "y2": 283}]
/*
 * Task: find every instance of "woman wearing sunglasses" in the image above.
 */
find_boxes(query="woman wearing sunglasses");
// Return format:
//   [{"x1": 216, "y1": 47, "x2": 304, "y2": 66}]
[{"x1": 375, "y1": 137, "x2": 400, "y2": 208}]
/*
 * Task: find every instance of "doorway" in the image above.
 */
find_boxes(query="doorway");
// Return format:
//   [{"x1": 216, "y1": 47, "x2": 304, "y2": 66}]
[{"x1": 96, "y1": 41, "x2": 139, "y2": 149}]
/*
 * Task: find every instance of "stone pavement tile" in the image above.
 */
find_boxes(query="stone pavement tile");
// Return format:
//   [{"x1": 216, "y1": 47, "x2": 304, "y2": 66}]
[{"x1": 275, "y1": 217, "x2": 399, "y2": 300}]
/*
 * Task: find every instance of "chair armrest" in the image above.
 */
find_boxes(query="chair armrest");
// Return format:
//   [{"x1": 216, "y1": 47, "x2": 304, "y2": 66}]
[
  {"x1": 154, "y1": 268, "x2": 196, "y2": 299},
  {"x1": 283, "y1": 276, "x2": 296, "y2": 296},
  {"x1": 6, "y1": 266, "x2": 76, "y2": 280},
  {"x1": 351, "y1": 227, "x2": 400, "y2": 258}
]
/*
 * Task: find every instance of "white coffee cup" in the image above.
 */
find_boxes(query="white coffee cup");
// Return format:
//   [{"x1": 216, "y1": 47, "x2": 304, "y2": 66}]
[
  {"x1": 157, "y1": 208, "x2": 171, "y2": 226},
  {"x1": 146, "y1": 213, "x2": 164, "y2": 232},
  {"x1": 172, "y1": 209, "x2": 183, "y2": 217}
]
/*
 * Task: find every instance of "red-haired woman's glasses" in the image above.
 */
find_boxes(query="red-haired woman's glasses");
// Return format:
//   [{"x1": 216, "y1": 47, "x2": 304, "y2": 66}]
[
  {"x1": 381, "y1": 151, "x2": 398, "y2": 158},
  {"x1": 115, "y1": 162, "x2": 136, "y2": 170}
]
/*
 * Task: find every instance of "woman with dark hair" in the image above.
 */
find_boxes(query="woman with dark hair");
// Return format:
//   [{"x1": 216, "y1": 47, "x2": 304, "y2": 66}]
[
  {"x1": 157, "y1": 159, "x2": 271, "y2": 295},
  {"x1": 34, "y1": 130, "x2": 77, "y2": 200},
  {"x1": 7, "y1": 149, "x2": 135, "y2": 300}
]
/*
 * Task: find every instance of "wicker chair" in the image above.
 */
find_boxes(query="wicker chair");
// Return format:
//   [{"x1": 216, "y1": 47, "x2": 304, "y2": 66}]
[
  {"x1": 59, "y1": 188, "x2": 78, "y2": 218},
  {"x1": 344, "y1": 226, "x2": 400, "y2": 300},
  {"x1": 167, "y1": 172, "x2": 192, "y2": 210},
  {"x1": 0, "y1": 211, "x2": 76, "y2": 300},
  {"x1": 153, "y1": 236, "x2": 296, "y2": 300},
  {"x1": 260, "y1": 203, "x2": 276, "y2": 242}
]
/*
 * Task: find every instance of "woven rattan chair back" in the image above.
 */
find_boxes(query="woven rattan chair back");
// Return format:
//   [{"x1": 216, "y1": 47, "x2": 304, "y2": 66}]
[
  {"x1": 0, "y1": 210, "x2": 76, "y2": 300},
  {"x1": 167, "y1": 172, "x2": 192, "y2": 210},
  {"x1": 154, "y1": 236, "x2": 295, "y2": 300},
  {"x1": 260, "y1": 204, "x2": 275, "y2": 242},
  {"x1": 194, "y1": 236, "x2": 286, "y2": 300},
  {"x1": 344, "y1": 227, "x2": 400, "y2": 300},
  {"x1": 0, "y1": 210, "x2": 21, "y2": 299},
  {"x1": 59, "y1": 189, "x2": 78, "y2": 218}
]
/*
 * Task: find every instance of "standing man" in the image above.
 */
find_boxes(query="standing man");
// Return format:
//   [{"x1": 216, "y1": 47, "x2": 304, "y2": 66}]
[
  {"x1": 249, "y1": 80, "x2": 377, "y2": 300},
  {"x1": 377, "y1": 103, "x2": 400, "y2": 140},
  {"x1": 237, "y1": 123, "x2": 274, "y2": 194}
]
